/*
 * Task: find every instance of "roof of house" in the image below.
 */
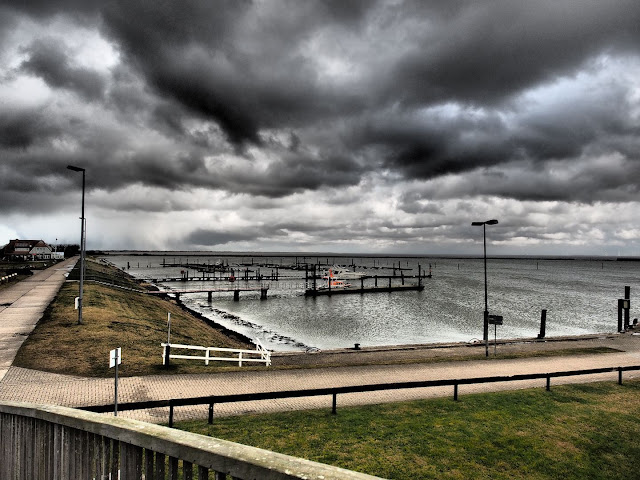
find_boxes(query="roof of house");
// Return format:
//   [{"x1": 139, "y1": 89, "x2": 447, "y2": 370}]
[{"x1": 3, "y1": 239, "x2": 51, "y2": 254}]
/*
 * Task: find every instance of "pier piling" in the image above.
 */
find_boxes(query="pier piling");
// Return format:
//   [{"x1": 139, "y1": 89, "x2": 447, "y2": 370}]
[{"x1": 538, "y1": 309, "x2": 547, "y2": 339}]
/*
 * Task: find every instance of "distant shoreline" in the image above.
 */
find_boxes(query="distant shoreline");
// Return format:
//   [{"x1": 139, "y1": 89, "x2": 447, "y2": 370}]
[{"x1": 95, "y1": 250, "x2": 638, "y2": 261}]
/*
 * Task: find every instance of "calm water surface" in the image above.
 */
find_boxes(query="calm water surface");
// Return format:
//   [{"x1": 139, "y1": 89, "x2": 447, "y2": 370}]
[{"x1": 104, "y1": 254, "x2": 638, "y2": 351}]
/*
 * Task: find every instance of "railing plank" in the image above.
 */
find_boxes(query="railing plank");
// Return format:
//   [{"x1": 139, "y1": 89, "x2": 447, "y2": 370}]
[
  {"x1": 111, "y1": 439, "x2": 120, "y2": 479},
  {"x1": 156, "y1": 452, "x2": 166, "y2": 479},
  {"x1": 145, "y1": 448, "x2": 155, "y2": 480},
  {"x1": 198, "y1": 465, "x2": 209, "y2": 480},
  {"x1": 184, "y1": 460, "x2": 193, "y2": 480},
  {"x1": 169, "y1": 456, "x2": 180, "y2": 480}
]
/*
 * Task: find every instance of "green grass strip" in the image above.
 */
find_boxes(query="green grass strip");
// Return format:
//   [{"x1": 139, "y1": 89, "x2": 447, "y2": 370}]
[{"x1": 174, "y1": 380, "x2": 640, "y2": 480}]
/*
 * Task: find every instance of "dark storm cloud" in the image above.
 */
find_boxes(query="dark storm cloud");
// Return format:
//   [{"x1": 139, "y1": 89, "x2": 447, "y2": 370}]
[
  {"x1": 20, "y1": 38, "x2": 106, "y2": 101},
  {"x1": 185, "y1": 225, "x2": 291, "y2": 247},
  {"x1": 387, "y1": 1, "x2": 640, "y2": 106},
  {"x1": 3, "y1": 0, "x2": 640, "y2": 210},
  {"x1": 0, "y1": 109, "x2": 62, "y2": 148}
]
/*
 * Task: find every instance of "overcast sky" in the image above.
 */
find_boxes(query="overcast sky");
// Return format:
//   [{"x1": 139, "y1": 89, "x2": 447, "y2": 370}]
[{"x1": 1, "y1": 1, "x2": 639, "y2": 256}]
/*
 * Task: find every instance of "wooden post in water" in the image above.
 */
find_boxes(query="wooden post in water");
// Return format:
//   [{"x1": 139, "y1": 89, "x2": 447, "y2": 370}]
[
  {"x1": 625, "y1": 286, "x2": 631, "y2": 329},
  {"x1": 312, "y1": 264, "x2": 317, "y2": 291},
  {"x1": 618, "y1": 299, "x2": 625, "y2": 332},
  {"x1": 538, "y1": 309, "x2": 547, "y2": 339}
]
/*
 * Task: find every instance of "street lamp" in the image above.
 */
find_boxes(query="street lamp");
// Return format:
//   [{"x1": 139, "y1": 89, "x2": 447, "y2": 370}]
[
  {"x1": 471, "y1": 219, "x2": 498, "y2": 357},
  {"x1": 67, "y1": 165, "x2": 86, "y2": 325}
]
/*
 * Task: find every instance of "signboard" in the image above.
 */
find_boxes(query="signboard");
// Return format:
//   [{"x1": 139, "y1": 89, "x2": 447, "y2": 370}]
[
  {"x1": 488, "y1": 315, "x2": 503, "y2": 325},
  {"x1": 109, "y1": 347, "x2": 122, "y2": 368}
]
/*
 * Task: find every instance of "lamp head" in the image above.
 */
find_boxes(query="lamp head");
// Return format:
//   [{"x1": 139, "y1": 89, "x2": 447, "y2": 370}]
[
  {"x1": 67, "y1": 165, "x2": 85, "y2": 172},
  {"x1": 472, "y1": 219, "x2": 499, "y2": 226}
]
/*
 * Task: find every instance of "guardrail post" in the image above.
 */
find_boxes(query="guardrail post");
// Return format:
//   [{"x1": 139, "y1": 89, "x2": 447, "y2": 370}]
[
  {"x1": 618, "y1": 367, "x2": 623, "y2": 385},
  {"x1": 332, "y1": 393, "x2": 337, "y2": 414},
  {"x1": 546, "y1": 375, "x2": 551, "y2": 391},
  {"x1": 169, "y1": 405, "x2": 174, "y2": 428},
  {"x1": 454, "y1": 383, "x2": 458, "y2": 401},
  {"x1": 208, "y1": 403, "x2": 215, "y2": 424}
]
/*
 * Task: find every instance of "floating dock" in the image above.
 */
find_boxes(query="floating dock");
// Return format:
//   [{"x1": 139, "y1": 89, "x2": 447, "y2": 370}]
[{"x1": 304, "y1": 284, "x2": 424, "y2": 297}]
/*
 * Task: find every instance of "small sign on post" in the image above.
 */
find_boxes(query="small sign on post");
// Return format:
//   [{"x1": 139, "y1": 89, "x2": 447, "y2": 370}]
[
  {"x1": 110, "y1": 347, "x2": 121, "y2": 416},
  {"x1": 488, "y1": 315, "x2": 503, "y2": 355}
]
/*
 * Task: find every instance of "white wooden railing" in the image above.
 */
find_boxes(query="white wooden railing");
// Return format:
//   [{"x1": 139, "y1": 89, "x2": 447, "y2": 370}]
[
  {"x1": 161, "y1": 339, "x2": 271, "y2": 367},
  {"x1": 0, "y1": 401, "x2": 384, "y2": 479}
]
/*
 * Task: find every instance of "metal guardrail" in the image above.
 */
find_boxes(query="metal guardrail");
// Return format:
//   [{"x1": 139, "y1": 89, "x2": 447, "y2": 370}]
[
  {"x1": 79, "y1": 365, "x2": 640, "y2": 427},
  {"x1": 0, "y1": 401, "x2": 383, "y2": 480}
]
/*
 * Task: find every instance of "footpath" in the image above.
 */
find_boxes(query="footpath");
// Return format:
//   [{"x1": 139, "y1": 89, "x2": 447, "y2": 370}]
[
  {"x1": 0, "y1": 257, "x2": 77, "y2": 381},
  {"x1": 1, "y1": 260, "x2": 640, "y2": 425}
]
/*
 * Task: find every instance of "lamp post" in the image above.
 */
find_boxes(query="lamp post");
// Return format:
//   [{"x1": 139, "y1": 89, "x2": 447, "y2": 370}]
[
  {"x1": 67, "y1": 165, "x2": 85, "y2": 325},
  {"x1": 471, "y1": 219, "x2": 498, "y2": 357}
]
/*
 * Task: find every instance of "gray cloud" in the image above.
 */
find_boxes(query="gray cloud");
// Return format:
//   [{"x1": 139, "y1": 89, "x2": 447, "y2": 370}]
[
  {"x1": 1, "y1": 0, "x2": 640, "y2": 254},
  {"x1": 20, "y1": 38, "x2": 106, "y2": 101}
]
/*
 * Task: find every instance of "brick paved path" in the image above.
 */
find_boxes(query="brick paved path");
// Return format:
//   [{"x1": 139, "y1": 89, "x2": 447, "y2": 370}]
[{"x1": 2, "y1": 335, "x2": 640, "y2": 424}]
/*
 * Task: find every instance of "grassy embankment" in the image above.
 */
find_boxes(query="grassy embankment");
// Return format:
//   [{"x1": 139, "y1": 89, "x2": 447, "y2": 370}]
[
  {"x1": 175, "y1": 380, "x2": 640, "y2": 480},
  {"x1": 13, "y1": 258, "x2": 253, "y2": 377}
]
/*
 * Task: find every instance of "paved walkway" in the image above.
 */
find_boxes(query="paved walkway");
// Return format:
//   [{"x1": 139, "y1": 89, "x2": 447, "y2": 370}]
[
  {"x1": 1, "y1": 259, "x2": 640, "y2": 424},
  {"x1": 0, "y1": 257, "x2": 77, "y2": 381}
]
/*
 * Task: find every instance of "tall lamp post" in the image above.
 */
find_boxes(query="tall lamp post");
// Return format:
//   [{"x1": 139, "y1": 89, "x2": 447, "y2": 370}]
[
  {"x1": 67, "y1": 165, "x2": 86, "y2": 325},
  {"x1": 472, "y1": 219, "x2": 498, "y2": 357}
]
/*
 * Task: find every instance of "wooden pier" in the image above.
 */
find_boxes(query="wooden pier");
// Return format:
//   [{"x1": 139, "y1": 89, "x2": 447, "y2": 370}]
[
  {"x1": 148, "y1": 286, "x2": 269, "y2": 301},
  {"x1": 305, "y1": 284, "x2": 424, "y2": 297}
]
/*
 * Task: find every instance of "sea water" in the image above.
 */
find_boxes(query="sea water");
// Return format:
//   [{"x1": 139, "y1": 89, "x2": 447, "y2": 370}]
[{"x1": 104, "y1": 254, "x2": 638, "y2": 352}]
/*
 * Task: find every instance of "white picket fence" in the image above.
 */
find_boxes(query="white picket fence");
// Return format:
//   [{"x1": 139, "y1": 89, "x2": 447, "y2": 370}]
[{"x1": 161, "y1": 339, "x2": 271, "y2": 367}]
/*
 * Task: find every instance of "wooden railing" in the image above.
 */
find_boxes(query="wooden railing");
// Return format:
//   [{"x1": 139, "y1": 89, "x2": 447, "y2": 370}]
[
  {"x1": 161, "y1": 339, "x2": 271, "y2": 367},
  {"x1": 0, "y1": 401, "x2": 383, "y2": 480}
]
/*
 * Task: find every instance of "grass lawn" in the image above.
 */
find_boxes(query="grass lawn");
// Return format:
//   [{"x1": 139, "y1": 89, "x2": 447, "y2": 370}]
[
  {"x1": 174, "y1": 380, "x2": 640, "y2": 480},
  {"x1": 13, "y1": 258, "x2": 254, "y2": 377}
]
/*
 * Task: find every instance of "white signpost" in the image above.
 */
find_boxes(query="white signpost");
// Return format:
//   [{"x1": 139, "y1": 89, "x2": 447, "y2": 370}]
[{"x1": 109, "y1": 347, "x2": 121, "y2": 416}]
